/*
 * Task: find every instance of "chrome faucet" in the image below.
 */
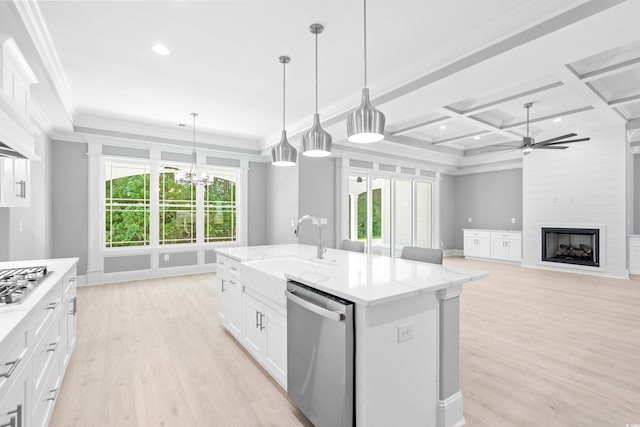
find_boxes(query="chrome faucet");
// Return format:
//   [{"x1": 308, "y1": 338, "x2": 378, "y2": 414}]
[{"x1": 294, "y1": 215, "x2": 326, "y2": 259}]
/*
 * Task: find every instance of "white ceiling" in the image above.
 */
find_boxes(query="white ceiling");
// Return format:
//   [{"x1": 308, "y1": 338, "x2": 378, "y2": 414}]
[{"x1": 4, "y1": 0, "x2": 640, "y2": 171}]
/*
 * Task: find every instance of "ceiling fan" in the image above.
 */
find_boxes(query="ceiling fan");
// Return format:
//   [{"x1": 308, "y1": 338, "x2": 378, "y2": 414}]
[{"x1": 483, "y1": 102, "x2": 590, "y2": 155}]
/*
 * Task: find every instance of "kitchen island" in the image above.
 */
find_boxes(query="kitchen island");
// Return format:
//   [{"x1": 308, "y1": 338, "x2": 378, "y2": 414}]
[{"x1": 215, "y1": 244, "x2": 487, "y2": 427}]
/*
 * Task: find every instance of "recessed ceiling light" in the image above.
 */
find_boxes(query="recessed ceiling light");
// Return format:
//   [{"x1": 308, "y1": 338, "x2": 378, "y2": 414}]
[
  {"x1": 474, "y1": 136, "x2": 481, "y2": 140},
  {"x1": 439, "y1": 125, "x2": 447, "y2": 130},
  {"x1": 553, "y1": 117, "x2": 562, "y2": 123},
  {"x1": 151, "y1": 43, "x2": 171, "y2": 55}
]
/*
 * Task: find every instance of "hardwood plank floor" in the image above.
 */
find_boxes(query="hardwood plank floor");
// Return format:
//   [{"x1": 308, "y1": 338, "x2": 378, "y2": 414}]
[{"x1": 50, "y1": 259, "x2": 640, "y2": 427}]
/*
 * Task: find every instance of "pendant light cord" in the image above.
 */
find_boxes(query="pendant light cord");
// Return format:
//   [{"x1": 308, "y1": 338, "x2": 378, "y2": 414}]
[
  {"x1": 282, "y1": 60, "x2": 286, "y2": 131},
  {"x1": 363, "y1": 0, "x2": 367, "y2": 88},
  {"x1": 191, "y1": 112, "x2": 198, "y2": 175},
  {"x1": 526, "y1": 105, "x2": 530, "y2": 137},
  {"x1": 315, "y1": 31, "x2": 319, "y2": 114}
]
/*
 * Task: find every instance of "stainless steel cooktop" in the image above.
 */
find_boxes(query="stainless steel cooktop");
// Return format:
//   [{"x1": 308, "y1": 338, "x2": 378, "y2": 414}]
[{"x1": 0, "y1": 266, "x2": 49, "y2": 306}]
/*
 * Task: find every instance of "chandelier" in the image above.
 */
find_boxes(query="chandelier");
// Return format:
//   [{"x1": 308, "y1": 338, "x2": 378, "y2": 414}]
[{"x1": 174, "y1": 112, "x2": 213, "y2": 186}]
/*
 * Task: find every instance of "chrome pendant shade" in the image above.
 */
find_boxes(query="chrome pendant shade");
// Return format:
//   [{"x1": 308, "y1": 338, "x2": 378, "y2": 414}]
[
  {"x1": 174, "y1": 113, "x2": 213, "y2": 186},
  {"x1": 302, "y1": 23, "x2": 332, "y2": 157},
  {"x1": 346, "y1": 88, "x2": 385, "y2": 143},
  {"x1": 346, "y1": 0, "x2": 385, "y2": 143},
  {"x1": 271, "y1": 55, "x2": 298, "y2": 167}
]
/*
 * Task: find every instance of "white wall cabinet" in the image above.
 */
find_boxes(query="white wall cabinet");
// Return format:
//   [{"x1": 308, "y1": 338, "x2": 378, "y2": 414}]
[
  {"x1": 464, "y1": 229, "x2": 522, "y2": 262},
  {"x1": 0, "y1": 157, "x2": 29, "y2": 207},
  {"x1": 0, "y1": 260, "x2": 77, "y2": 427}
]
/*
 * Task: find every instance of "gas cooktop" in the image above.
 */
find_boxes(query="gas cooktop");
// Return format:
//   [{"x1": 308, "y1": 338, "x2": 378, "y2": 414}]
[{"x1": 0, "y1": 266, "x2": 49, "y2": 306}]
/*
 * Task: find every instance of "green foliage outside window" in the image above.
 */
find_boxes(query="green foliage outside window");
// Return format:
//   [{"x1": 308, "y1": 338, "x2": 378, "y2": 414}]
[
  {"x1": 159, "y1": 170, "x2": 197, "y2": 244},
  {"x1": 205, "y1": 177, "x2": 237, "y2": 242},
  {"x1": 105, "y1": 166, "x2": 150, "y2": 247},
  {"x1": 357, "y1": 189, "x2": 381, "y2": 240}
]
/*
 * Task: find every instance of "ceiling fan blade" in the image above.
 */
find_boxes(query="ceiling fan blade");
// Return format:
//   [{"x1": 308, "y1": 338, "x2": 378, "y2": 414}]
[
  {"x1": 536, "y1": 145, "x2": 569, "y2": 150},
  {"x1": 536, "y1": 133, "x2": 577, "y2": 145},
  {"x1": 537, "y1": 137, "x2": 590, "y2": 146}
]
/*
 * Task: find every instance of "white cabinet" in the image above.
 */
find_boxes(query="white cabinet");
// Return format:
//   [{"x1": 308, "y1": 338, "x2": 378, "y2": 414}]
[
  {"x1": 463, "y1": 230, "x2": 491, "y2": 258},
  {"x1": 242, "y1": 291, "x2": 287, "y2": 387},
  {"x1": 0, "y1": 354, "x2": 28, "y2": 427},
  {"x1": 490, "y1": 232, "x2": 522, "y2": 262},
  {"x1": 629, "y1": 237, "x2": 640, "y2": 274},
  {"x1": 0, "y1": 157, "x2": 29, "y2": 207},
  {"x1": 216, "y1": 256, "x2": 243, "y2": 340},
  {"x1": 464, "y1": 229, "x2": 522, "y2": 262}
]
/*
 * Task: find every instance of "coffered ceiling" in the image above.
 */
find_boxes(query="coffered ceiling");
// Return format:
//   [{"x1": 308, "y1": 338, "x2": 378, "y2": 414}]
[{"x1": 2, "y1": 0, "x2": 640, "y2": 173}]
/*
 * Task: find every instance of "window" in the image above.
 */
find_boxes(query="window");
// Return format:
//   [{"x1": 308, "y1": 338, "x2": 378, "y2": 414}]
[
  {"x1": 103, "y1": 159, "x2": 240, "y2": 249},
  {"x1": 105, "y1": 161, "x2": 150, "y2": 247},
  {"x1": 205, "y1": 173, "x2": 237, "y2": 243},
  {"x1": 159, "y1": 167, "x2": 197, "y2": 245}
]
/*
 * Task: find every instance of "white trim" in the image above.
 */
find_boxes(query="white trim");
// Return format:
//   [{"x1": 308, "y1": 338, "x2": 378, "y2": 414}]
[
  {"x1": 444, "y1": 249, "x2": 464, "y2": 257},
  {"x1": 436, "y1": 391, "x2": 465, "y2": 427},
  {"x1": 80, "y1": 263, "x2": 217, "y2": 287}
]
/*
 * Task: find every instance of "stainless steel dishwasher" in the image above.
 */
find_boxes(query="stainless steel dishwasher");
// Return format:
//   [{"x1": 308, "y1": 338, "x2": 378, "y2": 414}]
[{"x1": 285, "y1": 281, "x2": 355, "y2": 427}]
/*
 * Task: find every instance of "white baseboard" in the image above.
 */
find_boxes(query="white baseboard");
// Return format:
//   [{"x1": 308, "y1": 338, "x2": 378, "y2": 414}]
[
  {"x1": 80, "y1": 264, "x2": 217, "y2": 286},
  {"x1": 437, "y1": 391, "x2": 465, "y2": 427},
  {"x1": 521, "y1": 262, "x2": 629, "y2": 280},
  {"x1": 443, "y1": 249, "x2": 464, "y2": 257}
]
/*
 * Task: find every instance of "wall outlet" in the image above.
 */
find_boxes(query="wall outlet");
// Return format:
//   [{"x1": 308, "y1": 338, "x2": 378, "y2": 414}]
[
  {"x1": 397, "y1": 322, "x2": 414, "y2": 343},
  {"x1": 468, "y1": 217, "x2": 472, "y2": 223},
  {"x1": 164, "y1": 254, "x2": 170, "y2": 262},
  {"x1": 511, "y1": 218, "x2": 516, "y2": 224},
  {"x1": 320, "y1": 217, "x2": 328, "y2": 225}
]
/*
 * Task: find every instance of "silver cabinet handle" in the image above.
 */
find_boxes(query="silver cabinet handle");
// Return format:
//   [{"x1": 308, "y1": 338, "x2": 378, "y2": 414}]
[
  {"x1": 68, "y1": 297, "x2": 77, "y2": 316},
  {"x1": 0, "y1": 356, "x2": 21, "y2": 378},
  {"x1": 15, "y1": 180, "x2": 26, "y2": 199},
  {"x1": 46, "y1": 301, "x2": 59, "y2": 310},
  {"x1": 221, "y1": 279, "x2": 226, "y2": 292},
  {"x1": 255, "y1": 310, "x2": 260, "y2": 328},
  {"x1": 0, "y1": 416, "x2": 15, "y2": 427},
  {"x1": 259, "y1": 313, "x2": 265, "y2": 331},
  {"x1": 285, "y1": 290, "x2": 345, "y2": 322},
  {"x1": 230, "y1": 266, "x2": 238, "y2": 272},
  {"x1": 47, "y1": 340, "x2": 60, "y2": 353},
  {"x1": 46, "y1": 388, "x2": 58, "y2": 402},
  {"x1": 7, "y1": 404, "x2": 22, "y2": 427}
]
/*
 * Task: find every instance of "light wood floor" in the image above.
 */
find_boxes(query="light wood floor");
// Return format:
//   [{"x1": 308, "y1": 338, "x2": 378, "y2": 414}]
[{"x1": 50, "y1": 259, "x2": 640, "y2": 427}]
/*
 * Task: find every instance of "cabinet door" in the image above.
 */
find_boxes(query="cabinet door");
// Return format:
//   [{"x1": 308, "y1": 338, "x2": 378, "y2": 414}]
[
  {"x1": 0, "y1": 354, "x2": 29, "y2": 427},
  {"x1": 63, "y1": 277, "x2": 77, "y2": 369},
  {"x1": 505, "y1": 239, "x2": 522, "y2": 261},
  {"x1": 477, "y1": 238, "x2": 491, "y2": 258},
  {"x1": 263, "y1": 304, "x2": 287, "y2": 387},
  {"x1": 491, "y1": 239, "x2": 507, "y2": 260},
  {"x1": 0, "y1": 158, "x2": 14, "y2": 206},
  {"x1": 12, "y1": 159, "x2": 28, "y2": 206},
  {"x1": 242, "y1": 293, "x2": 265, "y2": 360},
  {"x1": 216, "y1": 273, "x2": 230, "y2": 324},
  {"x1": 225, "y1": 278, "x2": 243, "y2": 339},
  {"x1": 463, "y1": 237, "x2": 477, "y2": 257}
]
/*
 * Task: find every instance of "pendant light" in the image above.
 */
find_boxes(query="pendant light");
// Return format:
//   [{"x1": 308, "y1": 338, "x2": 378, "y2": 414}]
[
  {"x1": 174, "y1": 113, "x2": 213, "y2": 186},
  {"x1": 346, "y1": 0, "x2": 385, "y2": 143},
  {"x1": 302, "y1": 23, "x2": 332, "y2": 157},
  {"x1": 271, "y1": 56, "x2": 298, "y2": 167}
]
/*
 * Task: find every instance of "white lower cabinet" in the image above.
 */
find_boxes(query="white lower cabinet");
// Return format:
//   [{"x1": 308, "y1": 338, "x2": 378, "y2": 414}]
[
  {"x1": 0, "y1": 260, "x2": 77, "y2": 427},
  {"x1": 216, "y1": 272, "x2": 242, "y2": 340},
  {"x1": 463, "y1": 230, "x2": 491, "y2": 258},
  {"x1": 463, "y1": 229, "x2": 522, "y2": 262},
  {"x1": 241, "y1": 291, "x2": 287, "y2": 387}
]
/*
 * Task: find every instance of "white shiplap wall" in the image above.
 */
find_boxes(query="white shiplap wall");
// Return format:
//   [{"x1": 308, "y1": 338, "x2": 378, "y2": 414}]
[{"x1": 522, "y1": 125, "x2": 627, "y2": 277}]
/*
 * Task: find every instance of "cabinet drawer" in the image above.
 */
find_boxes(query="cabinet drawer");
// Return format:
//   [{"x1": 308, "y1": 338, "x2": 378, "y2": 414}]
[
  {"x1": 226, "y1": 257, "x2": 241, "y2": 278},
  {"x1": 32, "y1": 313, "x2": 63, "y2": 401},
  {"x1": 217, "y1": 254, "x2": 229, "y2": 272},
  {"x1": 463, "y1": 230, "x2": 491, "y2": 238},
  {"x1": 0, "y1": 328, "x2": 28, "y2": 400},
  {"x1": 32, "y1": 356, "x2": 61, "y2": 427},
  {"x1": 491, "y1": 231, "x2": 521, "y2": 240},
  {"x1": 31, "y1": 283, "x2": 62, "y2": 347}
]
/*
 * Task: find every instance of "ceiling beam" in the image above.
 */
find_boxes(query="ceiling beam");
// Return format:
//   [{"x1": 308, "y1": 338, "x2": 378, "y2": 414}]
[
  {"x1": 500, "y1": 106, "x2": 595, "y2": 130},
  {"x1": 457, "y1": 81, "x2": 565, "y2": 115},
  {"x1": 431, "y1": 130, "x2": 492, "y2": 145},
  {"x1": 388, "y1": 116, "x2": 452, "y2": 136},
  {"x1": 608, "y1": 93, "x2": 640, "y2": 107},
  {"x1": 440, "y1": 106, "x2": 521, "y2": 141},
  {"x1": 383, "y1": 133, "x2": 464, "y2": 156},
  {"x1": 578, "y1": 55, "x2": 640, "y2": 82}
]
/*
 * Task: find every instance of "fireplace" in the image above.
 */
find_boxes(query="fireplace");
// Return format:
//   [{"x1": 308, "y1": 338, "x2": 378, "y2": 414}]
[{"x1": 541, "y1": 227, "x2": 599, "y2": 267}]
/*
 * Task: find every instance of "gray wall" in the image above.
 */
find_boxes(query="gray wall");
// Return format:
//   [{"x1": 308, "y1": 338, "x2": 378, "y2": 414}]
[
  {"x1": 52, "y1": 141, "x2": 89, "y2": 275},
  {"x1": 265, "y1": 163, "x2": 298, "y2": 244},
  {"x1": 248, "y1": 161, "x2": 267, "y2": 246},
  {"x1": 454, "y1": 168, "x2": 523, "y2": 249},
  {"x1": 439, "y1": 174, "x2": 457, "y2": 251},
  {"x1": 297, "y1": 156, "x2": 336, "y2": 249}
]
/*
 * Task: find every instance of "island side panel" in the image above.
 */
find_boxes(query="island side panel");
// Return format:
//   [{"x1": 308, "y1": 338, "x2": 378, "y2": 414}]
[{"x1": 355, "y1": 292, "x2": 439, "y2": 427}]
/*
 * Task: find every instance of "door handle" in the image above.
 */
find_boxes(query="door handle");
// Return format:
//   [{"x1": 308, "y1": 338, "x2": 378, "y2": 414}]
[
  {"x1": 221, "y1": 279, "x2": 226, "y2": 292},
  {"x1": 286, "y1": 290, "x2": 345, "y2": 322},
  {"x1": 69, "y1": 297, "x2": 77, "y2": 316},
  {"x1": 7, "y1": 404, "x2": 22, "y2": 427},
  {"x1": 255, "y1": 310, "x2": 260, "y2": 328},
  {"x1": 259, "y1": 313, "x2": 265, "y2": 331},
  {"x1": 0, "y1": 356, "x2": 22, "y2": 378}
]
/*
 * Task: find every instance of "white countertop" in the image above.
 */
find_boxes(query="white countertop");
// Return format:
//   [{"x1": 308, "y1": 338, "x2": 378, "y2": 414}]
[
  {"x1": 463, "y1": 228, "x2": 522, "y2": 233},
  {"x1": 0, "y1": 258, "x2": 78, "y2": 343},
  {"x1": 216, "y1": 244, "x2": 487, "y2": 306}
]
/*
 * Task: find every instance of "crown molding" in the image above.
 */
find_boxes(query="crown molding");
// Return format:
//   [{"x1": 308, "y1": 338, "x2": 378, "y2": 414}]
[{"x1": 10, "y1": 0, "x2": 75, "y2": 123}]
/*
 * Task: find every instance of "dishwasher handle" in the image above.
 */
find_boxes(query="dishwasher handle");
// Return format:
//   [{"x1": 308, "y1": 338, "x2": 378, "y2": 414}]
[{"x1": 285, "y1": 290, "x2": 345, "y2": 322}]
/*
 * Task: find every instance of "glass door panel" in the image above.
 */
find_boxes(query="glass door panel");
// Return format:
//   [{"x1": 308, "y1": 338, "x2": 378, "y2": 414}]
[
  {"x1": 371, "y1": 177, "x2": 391, "y2": 257},
  {"x1": 347, "y1": 175, "x2": 368, "y2": 247},
  {"x1": 416, "y1": 181, "x2": 433, "y2": 248},
  {"x1": 395, "y1": 180, "x2": 412, "y2": 257}
]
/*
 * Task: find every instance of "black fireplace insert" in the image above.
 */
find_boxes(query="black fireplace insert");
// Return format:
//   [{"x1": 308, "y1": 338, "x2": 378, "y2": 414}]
[{"x1": 541, "y1": 227, "x2": 599, "y2": 267}]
